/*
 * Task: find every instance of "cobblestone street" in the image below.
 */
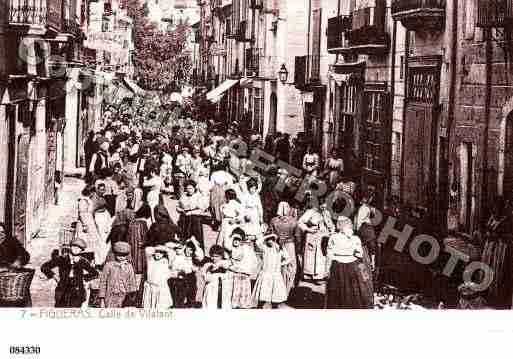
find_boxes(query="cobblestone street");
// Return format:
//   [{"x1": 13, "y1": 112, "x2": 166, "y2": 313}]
[{"x1": 27, "y1": 176, "x2": 84, "y2": 307}]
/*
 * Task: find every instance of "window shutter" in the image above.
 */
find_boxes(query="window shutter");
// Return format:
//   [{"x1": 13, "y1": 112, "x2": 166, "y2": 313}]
[{"x1": 311, "y1": 8, "x2": 322, "y2": 80}]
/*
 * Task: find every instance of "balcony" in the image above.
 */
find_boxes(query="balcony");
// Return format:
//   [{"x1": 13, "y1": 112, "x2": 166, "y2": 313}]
[
  {"x1": 294, "y1": 55, "x2": 320, "y2": 90},
  {"x1": 327, "y1": 15, "x2": 352, "y2": 54},
  {"x1": 213, "y1": 0, "x2": 231, "y2": 13},
  {"x1": 8, "y1": 0, "x2": 64, "y2": 33},
  {"x1": 249, "y1": 0, "x2": 263, "y2": 9},
  {"x1": 347, "y1": 1, "x2": 389, "y2": 55},
  {"x1": 391, "y1": 0, "x2": 445, "y2": 30},
  {"x1": 238, "y1": 20, "x2": 252, "y2": 42},
  {"x1": 477, "y1": 0, "x2": 513, "y2": 28},
  {"x1": 245, "y1": 47, "x2": 262, "y2": 75},
  {"x1": 62, "y1": 18, "x2": 81, "y2": 37}
]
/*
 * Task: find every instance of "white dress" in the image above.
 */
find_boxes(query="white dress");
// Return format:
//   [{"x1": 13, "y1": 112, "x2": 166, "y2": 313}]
[
  {"x1": 94, "y1": 209, "x2": 112, "y2": 266},
  {"x1": 217, "y1": 200, "x2": 244, "y2": 250},
  {"x1": 240, "y1": 192, "x2": 263, "y2": 237},
  {"x1": 142, "y1": 248, "x2": 174, "y2": 309},
  {"x1": 251, "y1": 241, "x2": 290, "y2": 305}
]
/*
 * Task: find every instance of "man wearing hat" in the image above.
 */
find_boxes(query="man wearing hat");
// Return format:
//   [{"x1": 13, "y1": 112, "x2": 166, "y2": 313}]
[
  {"x1": 88, "y1": 137, "x2": 110, "y2": 184},
  {"x1": 98, "y1": 242, "x2": 138, "y2": 308},
  {"x1": 41, "y1": 238, "x2": 99, "y2": 308}
]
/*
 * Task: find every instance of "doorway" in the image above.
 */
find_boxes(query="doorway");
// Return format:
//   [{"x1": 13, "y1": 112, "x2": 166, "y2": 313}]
[{"x1": 269, "y1": 92, "x2": 277, "y2": 135}]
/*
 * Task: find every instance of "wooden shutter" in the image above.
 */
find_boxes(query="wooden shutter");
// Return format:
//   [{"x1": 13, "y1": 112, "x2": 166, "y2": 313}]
[
  {"x1": 311, "y1": 8, "x2": 322, "y2": 80},
  {"x1": 403, "y1": 104, "x2": 433, "y2": 206}
]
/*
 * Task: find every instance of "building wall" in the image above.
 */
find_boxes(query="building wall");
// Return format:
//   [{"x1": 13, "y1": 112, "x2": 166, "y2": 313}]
[{"x1": 451, "y1": 1, "x2": 513, "y2": 232}]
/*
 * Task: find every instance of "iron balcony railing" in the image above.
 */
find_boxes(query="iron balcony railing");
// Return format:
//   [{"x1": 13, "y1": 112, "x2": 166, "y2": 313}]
[
  {"x1": 327, "y1": 15, "x2": 352, "y2": 51},
  {"x1": 9, "y1": 0, "x2": 64, "y2": 31},
  {"x1": 391, "y1": 0, "x2": 445, "y2": 14},
  {"x1": 477, "y1": 0, "x2": 513, "y2": 27},
  {"x1": 245, "y1": 47, "x2": 262, "y2": 74}
]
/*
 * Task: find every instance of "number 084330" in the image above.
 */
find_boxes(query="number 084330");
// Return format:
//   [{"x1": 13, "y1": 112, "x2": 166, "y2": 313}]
[{"x1": 9, "y1": 346, "x2": 40, "y2": 355}]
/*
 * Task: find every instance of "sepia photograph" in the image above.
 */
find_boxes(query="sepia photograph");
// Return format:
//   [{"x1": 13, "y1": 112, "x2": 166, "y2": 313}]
[{"x1": 1, "y1": 0, "x2": 513, "y2": 357}]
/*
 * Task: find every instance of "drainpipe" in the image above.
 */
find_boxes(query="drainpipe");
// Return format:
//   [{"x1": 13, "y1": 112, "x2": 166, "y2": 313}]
[
  {"x1": 388, "y1": 19, "x2": 397, "y2": 198},
  {"x1": 481, "y1": 26, "x2": 492, "y2": 222},
  {"x1": 400, "y1": 29, "x2": 410, "y2": 204},
  {"x1": 446, "y1": 0, "x2": 458, "y2": 231}
]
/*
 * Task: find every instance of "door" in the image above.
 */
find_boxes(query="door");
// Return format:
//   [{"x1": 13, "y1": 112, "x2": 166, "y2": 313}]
[
  {"x1": 361, "y1": 90, "x2": 390, "y2": 208},
  {"x1": 14, "y1": 133, "x2": 30, "y2": 246},
  {"x1": 504, "y1": 115, "x2": 513, "y2": 199},
  {"x1": 269, "y1": 92, "x2": 277, "y2": 135},
  {"x1": 403, "y1": 104, "x2": 434, "y2": 207}
]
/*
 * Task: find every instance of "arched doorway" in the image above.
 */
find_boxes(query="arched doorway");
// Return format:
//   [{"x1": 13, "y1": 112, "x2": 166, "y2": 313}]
[{"x1": 269, "y1": 92, "x2": 277, "y2": 135}]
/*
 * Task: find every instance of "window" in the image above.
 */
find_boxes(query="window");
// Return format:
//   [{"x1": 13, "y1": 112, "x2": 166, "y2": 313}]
[
  {"x1": 392, "y1": 131, "x2": 401, "y2": 162},
  {"x1": 367, "y1": 91, "x2": 384, "y2": 125},
  {"x1": 399, "y1": 55, "x2": 404, "y2": 80},
  {"x1": 465, "y1": 0, "x2": 476, "y2": 40},
  {"x1": 254, "y1": 88, "x2": 264, "y2": 134},
  {"x1": 408, "y1": 32, "x2": 415, "y2": 56},
  {"x1": 362, "y1": 90, "x2": 389, "y2": 173}
]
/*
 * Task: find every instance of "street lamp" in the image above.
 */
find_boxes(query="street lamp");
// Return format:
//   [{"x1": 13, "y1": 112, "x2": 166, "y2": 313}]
[{"x1": 278, "y1": 64, "x2": 288, "y2": 84}]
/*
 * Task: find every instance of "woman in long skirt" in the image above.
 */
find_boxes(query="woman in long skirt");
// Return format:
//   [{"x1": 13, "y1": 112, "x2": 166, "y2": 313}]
[
  {"x1": 126, "y1": 205, "x2": 151, "y2": 277},
  {"x1": 177, "y1": 180, "x2": 205, "y2": 247},
  {"x1": 326, "y1": 216, "x2": 374, "y2": 309},
  {"x1": 217, "y1": 189, "x2": 244, "y2": 251},
  {"x1": 209, "y1": 170, "x2": 234, "y2": 230},
  {"x1": 270, "y1": 202, "x2": 299, "y2": 297},
  {"x1": 298, "y1": 203, "x2": 334, "y2": 282}
]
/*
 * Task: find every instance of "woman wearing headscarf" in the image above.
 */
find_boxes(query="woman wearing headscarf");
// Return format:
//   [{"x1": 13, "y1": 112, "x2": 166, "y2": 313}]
[
  {"x1": 126, "y1": 205, "x2": 152, "y2": 278},
  {"x1": 209, "y1": 169, "x2": 235, "y2": 230},
  {"x1": 270, "y1": 202, "x2": 300, "y2": 297},
  {"x1": 354, "y1": 190, "x2": 377, "y2": 271},
  {"x1": 146, "y1": 204, "x2": 180, "y2": 248},
  {"x1": 325, "y1": 216, "x2": 374, "y2": 309},
  {"x1": 298, "y1": 202, "x2": 335, "y2": 282}
]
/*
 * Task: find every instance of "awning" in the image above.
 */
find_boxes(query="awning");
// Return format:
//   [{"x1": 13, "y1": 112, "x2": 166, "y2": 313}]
[
  {"x1": 239, "y1": 77, "x2": 253, "y2": 88},
  {"x1": 123, "y1": 78, "x2": 145, "y2": 95},
  {"x1": 206, "y1": 79, "x2": 239, "y2": 102},
  {"x1": 104, "y1": 78, "x2": 133, "y2": 104}
]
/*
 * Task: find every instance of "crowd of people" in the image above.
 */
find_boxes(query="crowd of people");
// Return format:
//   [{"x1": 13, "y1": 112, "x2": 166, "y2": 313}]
[
  {"x1": 2, "y1": 100, "x2": 511, "y2": 310},
  {"x1": 34, "y1": 106, "x2": 384, "y2": 310}
]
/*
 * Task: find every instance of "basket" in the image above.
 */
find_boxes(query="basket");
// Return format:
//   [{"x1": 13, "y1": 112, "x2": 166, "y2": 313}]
[{"x1": 0, "y1": 268, "x2": 35, "y2": 304}]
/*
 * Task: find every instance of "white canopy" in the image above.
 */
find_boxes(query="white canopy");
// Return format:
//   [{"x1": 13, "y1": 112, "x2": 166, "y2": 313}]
[{"x1": 206, "y1": 79, "x2": 239, "y2": 102}]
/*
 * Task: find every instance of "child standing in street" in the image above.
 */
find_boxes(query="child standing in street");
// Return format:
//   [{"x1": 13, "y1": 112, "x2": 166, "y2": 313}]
[
  {"x1": 251, "y1": 234, "x2": 290, "y2": 309},
  {"x1": 99, "y1": 242, "x2": 138, "y2": 308},
  {"x1": 228, "y1": 228, "x2": 257, "y2": 309},
  {"x1": 142, "y1": 244, "x2": 176, "y2": 309},
  {"x1": 201, "y1": 245, "x2": 233, "y2": 309},
  {"x1": 168, "y1": 238, "x2": 204, "y2": 308},
  {"x1": 41, "y1": 238, "x2": 99, "y2": 308}
]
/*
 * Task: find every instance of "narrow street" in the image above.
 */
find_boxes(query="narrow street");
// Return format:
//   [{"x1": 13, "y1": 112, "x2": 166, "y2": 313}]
[{"x1": 27, "y1": 175, "x2": 325, "y2": 308}]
